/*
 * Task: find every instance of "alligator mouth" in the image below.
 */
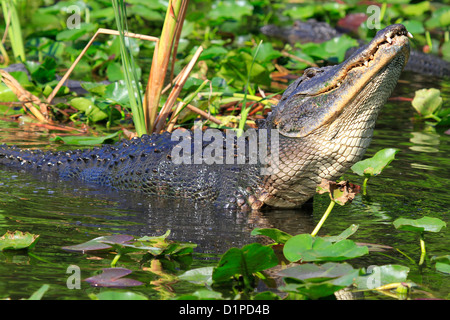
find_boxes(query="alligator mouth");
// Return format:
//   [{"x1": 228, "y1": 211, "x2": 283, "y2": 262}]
[{"x1": 313, "y1": 26, "x2": 412, "y2": 95}]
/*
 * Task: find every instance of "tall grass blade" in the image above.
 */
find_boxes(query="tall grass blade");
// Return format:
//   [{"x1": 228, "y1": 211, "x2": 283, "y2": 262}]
[
  {"x1": 1, "y1": 0, "x2": 25, "y2": 62},
  {"x1": 111, "y1": 0, "x2": 147, "y2": 136},
  {"x1": 238, "y1": 40, "x2": 263, "y2": 135}
]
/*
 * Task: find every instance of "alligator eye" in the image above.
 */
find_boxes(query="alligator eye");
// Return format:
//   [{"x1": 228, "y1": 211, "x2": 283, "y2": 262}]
[{"x1": 304, "y1": 68, "x2": 319, "y2": 78}]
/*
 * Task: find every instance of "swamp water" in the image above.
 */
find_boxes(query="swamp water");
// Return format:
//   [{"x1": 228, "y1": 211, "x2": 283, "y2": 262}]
[{"x1": 0, "y1": 72, "x2": 448, "y2": 300}]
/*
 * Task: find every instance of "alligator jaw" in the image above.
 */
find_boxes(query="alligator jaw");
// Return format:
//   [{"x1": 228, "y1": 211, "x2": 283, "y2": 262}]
[{"x1": 260, "y1": 25, "x2": 411, "y2": 208}]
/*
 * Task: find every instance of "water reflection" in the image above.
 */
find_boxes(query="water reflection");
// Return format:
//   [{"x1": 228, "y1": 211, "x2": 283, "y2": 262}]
[
  {"x1": 409, "y1": 131, "x2": 440, "y2": 154},
  {"x1": 0, "y1": 168, "x2": 316, "y2": 255}
]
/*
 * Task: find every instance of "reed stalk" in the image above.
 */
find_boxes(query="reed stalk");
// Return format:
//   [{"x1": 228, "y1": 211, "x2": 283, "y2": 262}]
[{"x1": 144, "y1": 0, "x2": 185, "y2": 133}]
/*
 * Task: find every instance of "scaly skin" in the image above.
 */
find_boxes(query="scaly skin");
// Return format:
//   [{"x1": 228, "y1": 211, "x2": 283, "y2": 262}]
[{"x1": 0, "y1": 25, "x2": 411, "y2": 210}]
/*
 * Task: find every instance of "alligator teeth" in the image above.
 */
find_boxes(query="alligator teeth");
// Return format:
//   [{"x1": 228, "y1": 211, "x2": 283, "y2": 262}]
[
  {"x1": 407, "y1": 31, "x2": 414, "y2": 39},
  {"x1": 386, "y1": 35, "x2": 392, "y2": 44},
  {"x1": 364, "y1": 60, "x2": 369, "y2": 67}
]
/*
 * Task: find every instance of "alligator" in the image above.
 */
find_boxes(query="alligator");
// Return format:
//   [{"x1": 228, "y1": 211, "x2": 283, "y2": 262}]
[
  {"x1": 261, "y1": 19, "x2": 450, "y2": 78},
  {"x1": 0, "y1": 25, "x2": 411, "y2": 211}
]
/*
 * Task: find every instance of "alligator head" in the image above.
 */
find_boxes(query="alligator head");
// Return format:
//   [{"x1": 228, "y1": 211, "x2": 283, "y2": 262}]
[{"x1": 255, "y1": 24, "x2": 411, "y2": 208}]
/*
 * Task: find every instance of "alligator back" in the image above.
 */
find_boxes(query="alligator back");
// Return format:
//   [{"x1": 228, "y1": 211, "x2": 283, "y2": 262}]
[{"x1": 0, "y1": 132, "x2": 263, "y2": 209}]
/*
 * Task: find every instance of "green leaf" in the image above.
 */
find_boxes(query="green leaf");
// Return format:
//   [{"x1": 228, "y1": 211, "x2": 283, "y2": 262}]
[
  {"x1": 84, "y1": 268, "x2": 143, "y2": 287},
  {"x1": 174, "y1": 289, "x2": 224, "y2": 300},
  {"x1": 435, "y1": 262, "x2": 450, "y2": 274},
  {"x1": 28, "y1": 284, "x2": 50, "y2": 300},
  {"x1": 26, "y1": 57, "x2": 56, "y2": 84},
  {"x1": 70, "y1": 97, "x2": 109, "y2": 122},
  {"x1": 104, "y1": 81, "x2": 131, "y2": 106},
  {"x1": 355, "y1": 265, "x2": 410, "y2": 290},
  {"x1": 323, "y1": 224, "x2": 359, "y2": 243},
  {"x1": 283, "y1": 234, "x2": 368, "y2": 262},
  {"x1": 106, "y1": 62, "x2": 124, "y2": 82},
  {"x1": 411, "y1": 88, "x2": 443, "y2": 118},
  {"x1": 401, "y1": 20, "x2": 425, "y2": 34},
  {"x1": 393, "y1": 216, "x2": 446, "y2": 233},
  {"x1": 80, "y1": 82, "x2": 108, "y2": 96},
  {"x1": 279, "y1": 262, "x2": 361, "y2": 299},
  {"x1": 283, "y1": 5, "x2": 317, "y2": 20},
  {"x1": 51, "y1": 131, "x2": 121, "y2": 145},
  {"x1": 61, "y1": 235, "x2": 134, "y2": 253},
  {"x1": 0, "y1": 230, "x2": 40, "y2": 251},
  {"x1": 297, "y1": 35, "x2": 358, "y2": 63},
  {"x1": 212, "y1": 243, "x2": 278, "y2": 284},
  {"x1": 209, "y1": 1, "x2": 253, "y2": 22},
  {"x1": 56, "y1": 23, "x2": 96, "y2": 41},
  {"x1": 200, "y1": 46, "x2": 229, "y2": 61},
  {"x1": 92, "y1": 291, "x2": 148, "y2": 300},
  {"x1": 402, "y1": 2, "x2": 430, "y2": 17},
  {"x1": 250, "y1": 228, "x2": 292, "y2": 244},
  {"x1": 179, "y1": 267, "x2": 214, "y2": 286},
  {"x1": 351, "y1": 148, "x2": 399, "y2": 177},
  {"x1": 133, "y1": 231, "x2": 196, "y2": 256},
  {"x1": 432, "y1": 255, "x2": 450, "y2": 274},
  {"x1": 252, "y1": 42, "x2": 282, "y2": 64}
]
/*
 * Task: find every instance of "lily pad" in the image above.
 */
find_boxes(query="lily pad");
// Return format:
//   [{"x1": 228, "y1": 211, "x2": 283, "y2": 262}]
[
  {"x1": 134, "y1": 231, "x2": 197, "y2": 256},
  {"x1": 0, "y1": 231, "x2": 40, "y2": 251},
  {"x1": 84, "y1": 268, "x2": 143, "y2": 287},
  {"x1": 91, "y1": 291, "x2": 148, "y2": 300},
  {"x1": 70, "y1": 97, "x2": 109, "y2": 123},
  {"x1": 250, "y1": 228, "x2": 292, "y2": 244},
  {"x1": 212, "y1": 243, "x2": 278, "y2": 285},
  {"x1": 283, "y1": 234, "x2": 368, "y2": 263},
  {"x1": 355, "y1": 265, "x2": 410, "y2": 290},
  {"x1": 411, "y1": 88, "x2": 442, "y2": 118},
  {"x1": 61, "y1": 235, "x2": 134, "y2": 253},
  {"x1": 432, "y1": 255, "x2": 450, "y2": 274},
  {"x1": 51, "y1": 131, "x2": 121, "y2": 145},
  {"x1": 174, "y1": 289, "x2": 224, "y2": 300},
  {"x1": 179, "y1": 267, "x2": 214, "y2": 286},
  {"x1": 279, "y1": 262, "x2": 361, "y2": 299},
  {"x1": 393, "y1": 217, "x2": 446, "y2": 233},
  {"x1": 322, "y1": 224, "x2": 359, "y2": 243},
  {"x1": 351, "y1": 148, "x2": 399, "y2": 177}
]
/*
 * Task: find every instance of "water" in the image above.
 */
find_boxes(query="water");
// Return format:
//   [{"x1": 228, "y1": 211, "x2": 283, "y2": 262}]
[{"x1": 0, "y1": 72, "x2": 448, "y2": 300}]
